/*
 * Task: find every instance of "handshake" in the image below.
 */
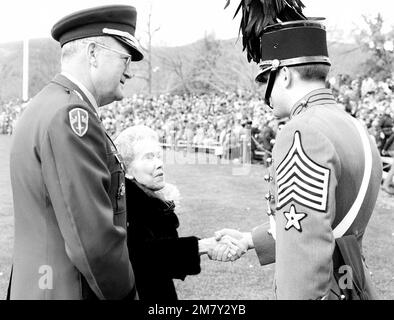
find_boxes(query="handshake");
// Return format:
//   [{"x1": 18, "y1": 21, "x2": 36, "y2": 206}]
[{"x1": 198, "y1": 229, "x2": 254, "y2": 262}]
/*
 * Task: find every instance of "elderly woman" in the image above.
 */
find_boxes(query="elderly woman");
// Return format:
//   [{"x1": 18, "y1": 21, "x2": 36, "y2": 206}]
[{"x1": 115, "y1": 125, "x2": 228, "y2": 300}]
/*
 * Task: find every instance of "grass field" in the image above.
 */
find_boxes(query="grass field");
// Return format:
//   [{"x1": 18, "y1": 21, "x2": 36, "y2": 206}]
[{"x1": 0, "y1": 135, "x2": 393, "y2": 299}]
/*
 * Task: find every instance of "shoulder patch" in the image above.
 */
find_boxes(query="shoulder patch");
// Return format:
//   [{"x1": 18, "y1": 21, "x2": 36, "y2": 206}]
[
  {"x1": 69, "y1": 108, "x2": 89, "y2": 137},
  {"x1": 276, "y1": 131, "x2": 330, "y2": 212}
]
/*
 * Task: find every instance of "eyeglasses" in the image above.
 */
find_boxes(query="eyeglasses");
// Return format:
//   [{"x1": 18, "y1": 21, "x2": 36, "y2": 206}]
[{"x1": 92, "y1": 41, "x2": 132, "y2": 68}]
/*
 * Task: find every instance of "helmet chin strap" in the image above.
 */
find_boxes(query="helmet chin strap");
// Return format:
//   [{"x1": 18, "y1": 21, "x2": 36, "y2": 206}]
[
  {"x1": 264, "y1": 69, "x2": 277, "y2": 108},
  {"x1": 264, "y1": 59, "x2": 280, "y2": 109}
]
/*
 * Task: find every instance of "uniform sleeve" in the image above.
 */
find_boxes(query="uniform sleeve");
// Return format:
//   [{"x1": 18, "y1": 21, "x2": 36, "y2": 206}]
[
  {"x1": 252, "y1": 224, "x2": 275, "y2": 265},
  {"x1": 272, "y1": 122, "x2": 341, "y2": 299},
  {"x1": 252, "y1": 158, "x2": 276, "y2": 266},
  {"x1": 41, "y1": 105, "x2": 134, "y2": 300}
]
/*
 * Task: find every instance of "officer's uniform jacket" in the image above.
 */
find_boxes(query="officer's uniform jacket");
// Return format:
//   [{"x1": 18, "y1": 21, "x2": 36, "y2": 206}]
[
  {"x1": 251, "y1": 88, "x2": 382, "y2": 299},
  {"x1": 9, "y1": 74, "x2": 136, "y2": 299}
]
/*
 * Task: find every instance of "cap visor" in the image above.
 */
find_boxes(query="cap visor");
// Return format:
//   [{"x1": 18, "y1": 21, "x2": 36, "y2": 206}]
[
  {"x1": 255, "y1": 66, "x2": 272, "y2": 83},
  {"x1": 115, "y1": 36, "x2": 144, "y2": 61}
]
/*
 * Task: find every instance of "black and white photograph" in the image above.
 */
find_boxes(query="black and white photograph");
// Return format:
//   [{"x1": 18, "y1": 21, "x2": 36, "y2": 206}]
[{"x1": 0, "y1": 0, "x2": 393, "y2": 303}]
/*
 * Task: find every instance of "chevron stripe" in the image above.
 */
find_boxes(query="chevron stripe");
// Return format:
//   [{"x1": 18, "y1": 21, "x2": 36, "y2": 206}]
[
  {"x1": 280, "y1": 184, "x2": 324, "y2": 203},
  {"x1": 277, "y1": 143, "x2": 329, "y2": 178},
  {"x1": 276, "y1": 131, "x2": 330, "y2": 212},
  {"x1": 278, "y1": 174, "x2": 323, "y2": 196},
  {"x1": 277, "y1": 151, "x2": 326, "y2": 180},
  {"x1": 278, "y1": 163, "x2": 325, "y2": 189}
]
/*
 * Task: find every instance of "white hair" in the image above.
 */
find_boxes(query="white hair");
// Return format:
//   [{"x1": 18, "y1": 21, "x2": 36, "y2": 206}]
[
  {"x1": 114, "y1": 125, "x2": 159, "y2": 167},
  {"x1": 60, "y1": 36, "x2": 112, "y2": 64}
]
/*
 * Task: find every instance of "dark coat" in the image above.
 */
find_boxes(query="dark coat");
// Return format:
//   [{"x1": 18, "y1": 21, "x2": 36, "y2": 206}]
[{"x1": 125, "y1": 178, "x2": 201, "y2": 301}]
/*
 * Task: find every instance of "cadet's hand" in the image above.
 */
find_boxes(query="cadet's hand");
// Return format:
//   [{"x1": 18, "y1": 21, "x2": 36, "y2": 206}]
[
  {"x1": 199, "y1": 237, "x2": 240, "y2": 261},
  {"x1": 207, "y1": 235, "x2": 244, "y2": 261},
  {"x1": 215, "y1": 228, "x2": 243, "y2": 241},
  {"x1": 215, "y1": 228, "x2": 254, "y2": 251},
  {"x1": 207, "y1": 228, "x2": 253, "y2": 262}
]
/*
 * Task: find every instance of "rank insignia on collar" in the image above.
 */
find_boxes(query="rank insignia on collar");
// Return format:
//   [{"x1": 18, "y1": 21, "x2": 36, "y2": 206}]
[
  {"x1": 284, "y1": 205, "x2": 307, "y2": 232},
  {"x1": 71, "y1": 89, "x2": 84, "y2": 101},
  {"x1": 276, "y1": 131, "x2": 330, "y2": 212},
  {"x1": 69, "y1": 108, "x2": 89, "y2": 137}
]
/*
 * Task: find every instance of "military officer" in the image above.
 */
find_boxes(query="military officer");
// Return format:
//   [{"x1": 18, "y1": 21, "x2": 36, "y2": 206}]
[
  {"x1": 8, "y1": 5, "x2": 143, "y2": 299},
  {"x1": 214, "y1": 0, "x2": 382, "y2": 299}
]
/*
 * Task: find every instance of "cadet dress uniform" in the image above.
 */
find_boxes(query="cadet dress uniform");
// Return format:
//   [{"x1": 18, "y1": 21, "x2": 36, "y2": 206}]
[
  {"x1": 252, "y1": 89, "x2": 382, "y2": 299},
  {"x1": 227, "y1": 0, "x2": 383, "y2": 299},
  {"x1": 8, "y1": 5, "x2": 143, "y2": 300}
]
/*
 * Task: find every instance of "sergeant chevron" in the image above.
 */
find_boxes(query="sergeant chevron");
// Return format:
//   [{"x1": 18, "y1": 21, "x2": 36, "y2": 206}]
[{"x1": 276, "y1": 131, "x2": 330, "y2": 211}]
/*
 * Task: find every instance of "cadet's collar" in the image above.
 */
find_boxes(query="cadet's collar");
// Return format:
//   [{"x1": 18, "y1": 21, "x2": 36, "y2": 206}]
[
  {"x1": 60, "y1": 72, "x2": 99, "y2": 115},
  {"x1": 290, "y1": 88, "x2": 336, "y2": 119}
]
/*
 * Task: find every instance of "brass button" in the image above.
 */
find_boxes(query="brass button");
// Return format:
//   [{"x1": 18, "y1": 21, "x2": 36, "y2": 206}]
[
  {"x1": 264, "y1": 174, "x2": 273, "y2": 182},
  {"x1": 265, "y1": 192, "x2": 274, "y2": 201}
]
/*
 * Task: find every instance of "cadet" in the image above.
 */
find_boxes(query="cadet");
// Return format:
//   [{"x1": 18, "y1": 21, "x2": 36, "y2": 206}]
[
  {"x1": 215, "y1": 0, "x2": 382, "y2": 300},
  {"x1": 8, "y1": 5, "x2": 144, "y2": 299}
]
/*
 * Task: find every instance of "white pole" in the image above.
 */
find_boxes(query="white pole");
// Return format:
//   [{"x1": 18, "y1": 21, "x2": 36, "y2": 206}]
[{"x1": 22, "y1": 38, "x2": 29, "y2": 102}]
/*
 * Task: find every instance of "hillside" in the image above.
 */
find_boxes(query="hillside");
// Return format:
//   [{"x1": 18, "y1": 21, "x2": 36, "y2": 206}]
[{"x1": 0, "y1": 37, "x2": 369, "y2": 102}]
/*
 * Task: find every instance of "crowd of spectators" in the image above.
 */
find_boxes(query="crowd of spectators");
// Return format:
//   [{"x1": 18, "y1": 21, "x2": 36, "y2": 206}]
[
  {"x1": 332, "y1": 76, "x2": 394, "y2": 143},
  {"x1": 99, "y1": 75, "x2": 394, "y2": 163},
  {"x1": 331, "y1": 76, "x2": 394, "y2": 157},
  {"x1": 1, "y1": 76, "x2": 394, "y2": 164},
  {"x1": 99, "y1": 91, "x2": 278, "y2": 162}
]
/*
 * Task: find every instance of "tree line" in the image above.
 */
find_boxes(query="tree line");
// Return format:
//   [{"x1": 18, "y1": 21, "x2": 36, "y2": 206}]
[{"x1": 0, "y1": 13, "x2": 392, "y2": 102}]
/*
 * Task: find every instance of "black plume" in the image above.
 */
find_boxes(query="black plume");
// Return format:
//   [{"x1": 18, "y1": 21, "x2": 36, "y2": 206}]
[{"x1": 225, "y1": 0, "x2": 306, "y2": 63}]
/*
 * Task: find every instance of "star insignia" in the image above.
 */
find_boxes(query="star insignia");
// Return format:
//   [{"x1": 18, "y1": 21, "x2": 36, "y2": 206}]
[{"x1": 283, "y1": 205, "x2": 307, "y2": 232}]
